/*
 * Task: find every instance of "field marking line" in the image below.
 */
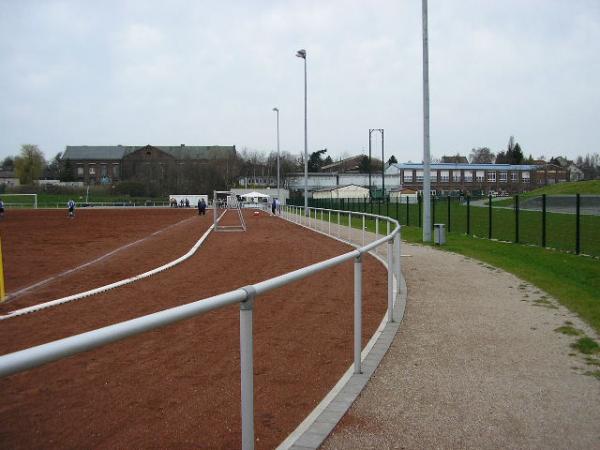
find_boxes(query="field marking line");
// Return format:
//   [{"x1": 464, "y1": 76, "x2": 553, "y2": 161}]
[
  {"x1": 0, "y1": 212, "x2": 225, "y2": 320},
  {"x1": 3, "y1": 216, "x2": 197, "y2": 304}
]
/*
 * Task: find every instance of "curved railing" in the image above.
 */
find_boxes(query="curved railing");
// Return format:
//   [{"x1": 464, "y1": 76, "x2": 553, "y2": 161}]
[{"x1": 0, "y1": 205, "x2": 402, "y2": 450}]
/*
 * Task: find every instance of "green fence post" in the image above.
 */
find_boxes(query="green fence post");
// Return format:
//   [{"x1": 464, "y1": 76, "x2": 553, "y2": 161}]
[
  {"x1": 515, "y1": 195, "x2": 520, "y2": 243},
  {"x1": 395, "y1": 198, "x2": 399, "y2": 221},
  {"x1": 418, "y1": 194, "x2": 422, "y2": 228},
  {"x1": 466, "y1": 195, "x2": 471, "y2": 235},
  {"x1": 447, "y1": 195, "x2": 451, "y2": 232},
  {"x1": 488, "y1": 194, "x2": 493, "y2": 239},
  {"x1": 542, "y1": 194, "x2": 546, "y2": 248},
  {"x1": 576, "y1": 193, "x2": 581, "y2": 254},
  {"x1": 406, "y1": 196, "x2": 410, "y2": 226},
  {"x1": 386, "y1": 198, "x2": 389, "y2": 218},
  {"x1": 378, "y1": 199, "x2": 381, "y2": 216}
]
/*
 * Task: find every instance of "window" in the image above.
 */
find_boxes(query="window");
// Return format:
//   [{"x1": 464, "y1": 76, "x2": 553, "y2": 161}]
[
  {"x1": 522, "y1": 171, "x2": 530, "y2": 183},
  {"x1": 487, "y1": 171, "x2": 496, "y2": 182},
  {"x1": 403, "y1": 171, "x2": 413, "y2": 182},
  {"x1": 452, "y1": 172, "x2": 461, "y2": 182},
  {"x1": 89, "y1": 166, "x2": 96, "y2": 175},
  {"x1": 101, "y1": 164, "x2": 107, "y2": 177},
  {"x1": 77, "y1": 165, "x2": 84, "y2": 177},
  {"x1": 476, "y1": 171, "x2": 485, "y2": 182},
  {"x1": 416, "y1": 170, "x2": 424, "y2": 182},
  {"x1": 499, "y1": 172, "x2": 507, "y2": 182},
  {"x1": 440, "y1": 170, "x2": 449, "y2": 182},
  {"x1": 112, "y1": 164, "x2": 119, "y2": 177},
  {"x1": 511, "y1": 172, "x2": 518, "y2": 182},
  {"x1": 464, "y1": 171, "x2": 473, "y2": 183}
]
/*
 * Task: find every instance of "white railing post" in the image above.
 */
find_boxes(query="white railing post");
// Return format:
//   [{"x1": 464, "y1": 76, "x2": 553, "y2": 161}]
[
  {"x1": 387, "y1": 239, "x2": 394, "y2": 323},
  {"x1": 395, "y1": 230, "x2": 402, "y2": 297},
  {"x1": 337, "y1": 211, "x2": 341, "y2": 238},
  {"x1": 362, "y1": 216, "x2": 365, "y2": 247},
  {"x1": 328, "y1": 211, "x2": 331, "y2": 236},
  {"x1": 354, "y1": 254, "x2": 362, "y2": 374},
  {"x1": 348, "y1": 212, "x2": 352, "y2": 243},
  {"x1": 375, "y1": 218, "x2": 379, "y2": 254},
  {"x1": 240, "y1": 289, "x2": 255, "y2": 450}
]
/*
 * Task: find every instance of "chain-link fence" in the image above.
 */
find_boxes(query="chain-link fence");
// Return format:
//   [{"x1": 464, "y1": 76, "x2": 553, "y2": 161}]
[{"x1": 289, "y1": 194, "x2": 600, "y2": 257}]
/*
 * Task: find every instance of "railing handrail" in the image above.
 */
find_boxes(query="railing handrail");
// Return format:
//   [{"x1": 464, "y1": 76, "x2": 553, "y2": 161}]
[{"x1": 0, "y1": 204, "x2": 401, "y2": 450}]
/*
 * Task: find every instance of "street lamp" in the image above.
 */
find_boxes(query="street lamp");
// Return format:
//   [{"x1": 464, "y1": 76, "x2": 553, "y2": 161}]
[
  {"x1": 296, "y1": 48, "x2": 308, "y2": 214},
  {"x1": 272, "y1": 107, "x2": 280, "y2": 204}
]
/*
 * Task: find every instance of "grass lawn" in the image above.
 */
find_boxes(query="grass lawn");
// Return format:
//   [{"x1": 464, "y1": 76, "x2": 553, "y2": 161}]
[
  {"x1": 292, "y1": 206, "x2": 600, "y2": 334},
  {"x1": 399, "y1": 225, "x2": 600, "y2": 335},
  {"x1": 2, "y1": 192, "x2": 168, "y2": 207}
]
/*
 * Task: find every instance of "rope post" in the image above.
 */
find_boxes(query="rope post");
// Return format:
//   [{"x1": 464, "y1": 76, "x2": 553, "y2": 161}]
[
  {"x1": 240, "y1": 288, "x2": 256, "y2": 450},
  {"x1": 328, "y1": 210, "x2": 331, "y2": 236},
  {"x1": 354, "y1": 254, "x2": 362, "y2": 374}
]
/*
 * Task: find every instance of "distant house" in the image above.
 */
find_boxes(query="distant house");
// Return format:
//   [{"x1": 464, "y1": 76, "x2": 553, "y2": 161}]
[
  {"x1": 61, "y1": 144, "x2": 237, "y2": 189},
  {"x1": 312, "y1": 184, "x2": 370, "y2": 200},
  {"x1": 320, "y1": 155, "x2": 372, "y2": 173},
  {"x1": 390, "y1": 187, "x2": 418, "y2": 203},
  {"x1": 0, "y1": 170, "x2": 19, "y2": 187}
]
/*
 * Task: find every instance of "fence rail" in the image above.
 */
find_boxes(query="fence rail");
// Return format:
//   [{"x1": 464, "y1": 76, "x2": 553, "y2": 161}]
[
  {"x1": 291, "y1": 194, "x2": 600, "y2": 257},
  {"x1": 0, "y1": 205, "x2": 401, "y2": 450}
]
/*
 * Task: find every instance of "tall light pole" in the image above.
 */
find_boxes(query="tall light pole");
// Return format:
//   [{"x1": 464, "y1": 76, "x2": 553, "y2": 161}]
[
  {"x1": 272, "y1": 107, "x2": 280, "y2": 203},
  {"x1": 422, "y1": 0, "x2": 432, "y2": 241},
  {"x1": 296, "y1": 48, "x2": 308, "y2": 214},
  {"x1": 369, "y1": 129, "x2": 384, "y2": 198}
]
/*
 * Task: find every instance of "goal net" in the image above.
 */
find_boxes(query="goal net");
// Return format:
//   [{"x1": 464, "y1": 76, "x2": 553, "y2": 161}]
[
  {"x1": 213, "y1": 191, "x2": 246, "y2": 232},
  {"x1": 1, "y1": 193, "x2": 38, "y2": 209}
]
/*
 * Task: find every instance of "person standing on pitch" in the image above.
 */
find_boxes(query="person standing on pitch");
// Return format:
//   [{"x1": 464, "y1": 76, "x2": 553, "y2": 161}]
[
  {"x1": 198, "y1": 198, "x2": 207, "y2": 215},
  {"x1": 0, "y1": 198, "x2": 4, "y2": 218},
  {"x1": 271, "y1": 198, "x2": 277, "y2": 215},
  {"x1": 67, "y1": 199, "x2": 75, "y2": 218}
]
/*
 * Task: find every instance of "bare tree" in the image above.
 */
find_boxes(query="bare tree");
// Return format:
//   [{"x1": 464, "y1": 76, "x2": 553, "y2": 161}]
[
  {"x1": 469, "y1": 147, "x2": 495, "y2": 163},
  {"x1": 15, "y1": 144, "x2": 45, "y2": 184}
]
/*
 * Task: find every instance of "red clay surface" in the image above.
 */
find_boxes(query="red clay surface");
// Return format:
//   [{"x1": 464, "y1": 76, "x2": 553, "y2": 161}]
[{"x1": 0, "y1": 209, "x2": 387, "y2": 449}]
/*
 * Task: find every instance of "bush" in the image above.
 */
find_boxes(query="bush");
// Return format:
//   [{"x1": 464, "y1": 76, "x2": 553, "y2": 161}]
[{"x1": 114, "y1": 181, "x2": 146, "y2": 197}]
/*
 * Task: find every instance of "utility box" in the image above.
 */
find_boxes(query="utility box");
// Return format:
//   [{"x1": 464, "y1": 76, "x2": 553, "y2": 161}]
[{"x1": 434, "y1": 223, "x2": 446, "y2": 245}]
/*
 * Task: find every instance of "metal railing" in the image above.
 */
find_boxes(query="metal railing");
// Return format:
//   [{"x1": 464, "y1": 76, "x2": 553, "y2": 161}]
[{"x1": 0, "y1": 205, "x2": 401, "y2": 450}]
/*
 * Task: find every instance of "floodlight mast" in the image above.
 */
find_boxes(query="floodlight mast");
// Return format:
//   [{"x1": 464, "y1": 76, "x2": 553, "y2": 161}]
[
  {"x1": 296, "y1": 48, "x2": 308, "y2": 215},
  {"x1": 272, "y1": 107, "x2": 280, "y2": 203},
  {"x1": 422, "y1": 0, "x2": 432, "y2": 241}
]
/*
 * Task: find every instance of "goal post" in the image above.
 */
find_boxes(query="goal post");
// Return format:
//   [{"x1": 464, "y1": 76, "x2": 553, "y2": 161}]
[
  {"x1": 1, "y1": 193, "x2": 38, "y2": 209},
  {"x1": 213, "y1": 191, "x2": 246, "y2": 232}
]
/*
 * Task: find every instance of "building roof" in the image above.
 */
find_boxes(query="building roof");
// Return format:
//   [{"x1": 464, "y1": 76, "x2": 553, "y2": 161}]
[
  {"x1": 441, "y1": 155, "x2": 469, "y2": 164},
  {"x1": 314, "y1": 184, "x2": 368, "y2": 193},
  {"x1": 389, "y1": 162, "x2": 540, "y2": 171},
  {"x1": 62, "y1": 145, "x2": 236, "y2": 161}
]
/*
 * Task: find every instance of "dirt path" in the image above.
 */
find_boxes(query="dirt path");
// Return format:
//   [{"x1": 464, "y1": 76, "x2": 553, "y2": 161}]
[
  {"x1": 0, "y1": 211, "x2": 388, "y2": 449},
  {"x1": 323, "y1": 243, "x2": 600, "y2": 449}
]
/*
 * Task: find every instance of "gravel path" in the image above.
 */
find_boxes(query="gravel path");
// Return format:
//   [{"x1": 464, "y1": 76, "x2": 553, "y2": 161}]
[{"x1": 322, "y1": 243, "x2": 600, "y2": 449}]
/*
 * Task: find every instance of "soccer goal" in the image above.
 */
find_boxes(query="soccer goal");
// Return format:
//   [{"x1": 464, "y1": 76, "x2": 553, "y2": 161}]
[
  {"x1": 213, "y1": 191, "x2": 246, "y2": 232},
  {"x1": 1, "y1": 193, "x2": 38, "y2": 209}
]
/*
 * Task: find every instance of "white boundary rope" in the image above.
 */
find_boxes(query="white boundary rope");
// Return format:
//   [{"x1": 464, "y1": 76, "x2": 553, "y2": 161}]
[{"x1": 0, "y1": 212, "x2": 225, "y2": 321}]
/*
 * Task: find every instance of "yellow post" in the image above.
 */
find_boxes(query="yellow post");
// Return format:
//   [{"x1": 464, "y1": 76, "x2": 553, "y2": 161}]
[{"x1": 0, "y1": 235, "x2": 5, "y2": 302}]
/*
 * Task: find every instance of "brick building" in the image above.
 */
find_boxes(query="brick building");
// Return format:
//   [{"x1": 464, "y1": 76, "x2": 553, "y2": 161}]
[
  {"x1": 61, "y1": 144, "x2": 237, "y2": 192},
  {"x1": 385, "y1": 162, "x2": 568, "y2": 194}
]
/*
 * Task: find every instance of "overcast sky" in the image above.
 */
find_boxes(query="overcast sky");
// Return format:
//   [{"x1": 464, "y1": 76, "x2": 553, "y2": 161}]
[{"x1": 1, "y1": 0, "x2": 599, "y2": 164}]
